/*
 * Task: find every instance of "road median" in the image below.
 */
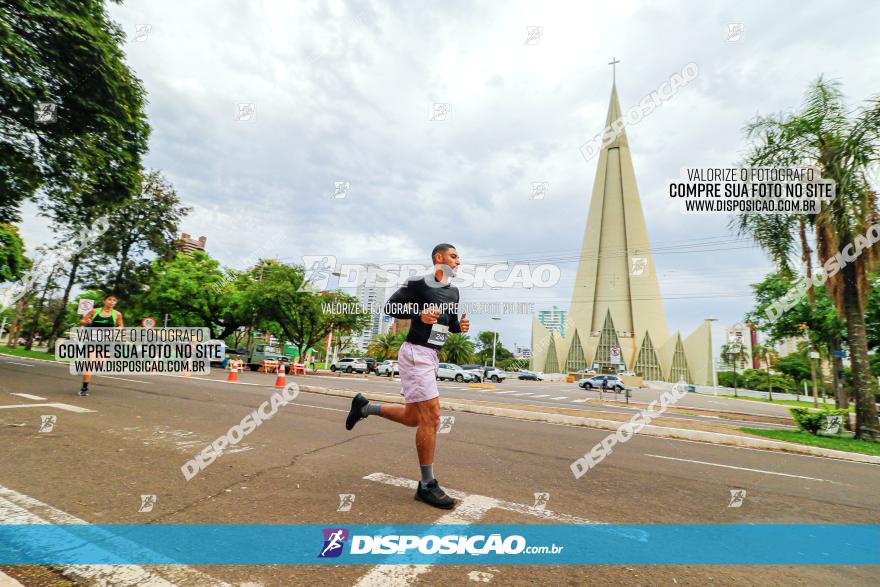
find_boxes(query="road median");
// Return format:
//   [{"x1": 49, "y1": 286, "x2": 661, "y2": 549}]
[{"x1": 297, "y1": 383, "x2": 880, "y2": 466}]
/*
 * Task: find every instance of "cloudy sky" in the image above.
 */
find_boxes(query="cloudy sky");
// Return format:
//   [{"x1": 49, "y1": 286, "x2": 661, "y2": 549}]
[{"x1": 18, "y1": 0, "x2": 880, "y2": 353}]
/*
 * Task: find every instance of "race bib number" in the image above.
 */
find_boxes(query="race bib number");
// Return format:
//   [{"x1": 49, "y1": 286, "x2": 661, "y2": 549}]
[{"x1": 427, "y1": 324, "x2": 449, "y2": 347}]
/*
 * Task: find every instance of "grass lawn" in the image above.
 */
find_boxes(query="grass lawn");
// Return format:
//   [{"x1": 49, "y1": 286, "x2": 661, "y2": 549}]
[
  {"x1": 740, "y1": 427, "x2": 880, "y2": 457},
  {"x1": 701, "y1": 393, "x2": 854, "y2": 413},
  {"x1": 0, "y1": 346, "x2": 63, "y2": 362}
]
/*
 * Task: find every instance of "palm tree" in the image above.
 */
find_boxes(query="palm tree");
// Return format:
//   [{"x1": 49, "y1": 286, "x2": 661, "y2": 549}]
[
  {"x1": 441, "y1": 333, "x2": 475, "y2": 365},
  {"x1": 752, "y1": 342, "x2": 779, "y2": 401},
  {"x1": 720, "y1": 342, "x2": 750, "y2": 397},
  {"x1": 367, "y1": 331, "x2": 406, "y2": 361},
  {"x1": 737, "y1": 77, "x2": 880, "y2": 440}
]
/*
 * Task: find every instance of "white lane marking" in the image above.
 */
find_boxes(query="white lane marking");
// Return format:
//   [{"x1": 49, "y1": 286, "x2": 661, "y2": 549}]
[
  {"x1": 353, "y1": 493, "x2": 498, "y2": 587},
  {"x1": 512, "y1": 393, "x2": 534, "y2": 396},
  {"x1": 571, "y1": 399, "x2": 588, "y2": 403},
  {"x1": 292, "y1": 402, "x2": 347, "y2": 413},
  {"x1": 0, "y1": 485, "x2": 231, "y2": 586},
  {"x1": 493, "y1": 391, "x2": 519, "y2": 395},
  {"x1": 2, "y1": 361, "x2": 33, "y2": 367},
  {"x1": 644, "y1": 454, "x2": 840, "y2": 483},
  {"x1": 363, "y1": 473, "x2": 609, "y2": 525},
  {"x1": 155, "y1": 374, "x2": 265, "y2": 386},
  {"x1": 10, "y1": 393, "x2": 47, "y2": 401},
  {"x1": 0, "y1": 403, "x2": 95, "y2": 414},
  {"x1": 96, "y1": 375, "x2": 153, "y2": 384},
  {"x1": 531, "y1": 394, "x2": 550, "y2": 398},
  {"x1": 550, "y1": 396, "x2": 568, "y2": 400}
]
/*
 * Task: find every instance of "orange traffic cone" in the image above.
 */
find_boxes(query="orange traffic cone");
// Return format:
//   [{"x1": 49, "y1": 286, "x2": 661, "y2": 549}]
[
  {"x1": 227, "y1": 365, "x2": 239, "y2": 383},
  {"x1": 275, "y1": 364, "x2": 286, "y2": 388}
]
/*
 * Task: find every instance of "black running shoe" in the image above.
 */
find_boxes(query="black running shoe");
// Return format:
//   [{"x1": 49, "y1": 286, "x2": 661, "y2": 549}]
[
  {"x1": 345, "y1": 393, "x2": 369, "y2": 430},
  {"x1": 415, "y1": 479, "x2": 456, "y2": 509},
  {"x1": 78, "y1": 388, "x2": 89, "y2": 397}
]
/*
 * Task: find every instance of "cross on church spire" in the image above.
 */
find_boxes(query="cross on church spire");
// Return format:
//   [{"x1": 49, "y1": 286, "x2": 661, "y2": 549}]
[{"x1": 608, "y1": 57, "x2": 620, "y2": 85}]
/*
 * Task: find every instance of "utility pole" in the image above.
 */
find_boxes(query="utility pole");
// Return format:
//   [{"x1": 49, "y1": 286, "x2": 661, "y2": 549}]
[
  {"x1": 810, "y1": 349, "x2": 820, "y2": 407},
  {"x1": 491, "y1": 316, "x2": 501, "y2": 368}
]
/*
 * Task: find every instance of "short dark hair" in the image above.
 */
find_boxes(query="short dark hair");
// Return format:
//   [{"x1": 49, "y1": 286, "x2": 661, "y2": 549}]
[
  {"x1": 431, "y1": 243, "x2": 455, "y2": 263},
  {"x1": 104, "y1": 294, "x2": 118, "y2": 300}
]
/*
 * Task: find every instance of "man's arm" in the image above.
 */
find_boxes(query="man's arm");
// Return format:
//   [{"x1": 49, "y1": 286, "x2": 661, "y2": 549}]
[
  {"x1": 383, "y1": 279, "x2": 421, "y2": 319},
  {"x1": 448, "y1": 290, "x2": 464, "y2": 333}
]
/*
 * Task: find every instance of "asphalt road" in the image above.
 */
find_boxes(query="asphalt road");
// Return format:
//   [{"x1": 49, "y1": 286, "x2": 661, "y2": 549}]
[{"x1": 0, "y1": 356, "x2": 877, "y2": 586}]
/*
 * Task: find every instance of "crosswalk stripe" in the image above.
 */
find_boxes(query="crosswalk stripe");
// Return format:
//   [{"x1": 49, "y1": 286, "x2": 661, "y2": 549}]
[
  {"x1": 551, "y1": 396, "x2": 568, "y2": 400},
  {"x1": 572, "y1": 399, "x2": 588, "y2": 403},
  {"x1": 512, "y1": 392, "x2": 533, "y2": 396},
  {"x1": 531, "y1": 394, "x2": 550, "y2": 398}
]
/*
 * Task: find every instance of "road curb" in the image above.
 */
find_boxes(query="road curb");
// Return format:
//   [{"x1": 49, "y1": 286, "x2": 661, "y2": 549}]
[{"x1": 297, "y1": 384, "x2": 880, "y2": 466}]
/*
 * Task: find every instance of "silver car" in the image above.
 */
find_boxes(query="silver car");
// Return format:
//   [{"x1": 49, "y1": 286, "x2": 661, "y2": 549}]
[
  {"x1": 330, "y1": 357, "x2": 368, "y2": 373},
  {"x1": 436, "y1": 363, "x2": 478, "y2": 382},
  {"x1": 376, "y1": 360, "x2": 400, "y2": 377}
]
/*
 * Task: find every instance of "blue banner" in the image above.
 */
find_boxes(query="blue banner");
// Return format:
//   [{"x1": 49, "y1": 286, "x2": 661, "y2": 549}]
[{"x1": 0, "y1": 524, "x2": 876, "y2": 565}]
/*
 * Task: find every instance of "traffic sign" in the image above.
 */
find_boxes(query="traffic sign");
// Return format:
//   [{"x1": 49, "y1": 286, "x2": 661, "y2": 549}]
[
  {"x1": 610, "y1": 346, "x2": 621, "y2": 365},
  {"x1": 77, "y1": 299, "x2": 94, "y2": 316},
  {"x1": 142, "y1": 317, "x2": 156, "y2": 328}
]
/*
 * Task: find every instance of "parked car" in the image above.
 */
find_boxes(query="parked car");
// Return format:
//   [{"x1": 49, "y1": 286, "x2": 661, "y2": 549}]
[
  {"x1": 437, "y1": 363, "x2": 478, "y2": 382},
  {"x1": 576, "y1": 368, "x2": 597, "y2": 376},
  {"x1": 330, "y1": 357, "x2": 368, "y2": 373},
  {"x1": 578, "y1": 375, "x2": 625, "y2": 391},
  {"x1": 375, "y1": 360, "x2": 400, "y2": 377},
  {"x1": 461, "y1": 364, "x2": 507, "y2": 383},
  {"x1": 518, "y1": 370, "x2": 544, "y2": 381}
]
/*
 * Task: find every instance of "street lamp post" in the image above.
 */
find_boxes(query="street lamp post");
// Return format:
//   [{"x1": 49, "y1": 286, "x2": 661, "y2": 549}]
[
  {"x1": 491, "y1": 316, "x2": 501, "y2": 368},
  {"x1": 706, "y1": 317, "x2": 718, "y2": 396}
]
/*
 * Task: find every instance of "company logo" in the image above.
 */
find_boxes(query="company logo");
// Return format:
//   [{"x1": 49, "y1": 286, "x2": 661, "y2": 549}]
[
  {"x1": 728, "y1": 489, "x2": 746, "y2": 508},
  {"x1": 319, "y1": 528, "x2": 349, "y2": 558},
  {"x1": 39, "y1": 415, "x2": 57, "y2": 433},
  {"x1": 138, "y1": 494, "x2": 157, "y2": 512},
  {"x1": 337, "y1": 494, "x2": 355, "y2": 512}
]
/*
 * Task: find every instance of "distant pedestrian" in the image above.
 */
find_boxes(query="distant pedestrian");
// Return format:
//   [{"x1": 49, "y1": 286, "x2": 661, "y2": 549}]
[
  {"x1": 78, "y1": 294, "x2": 124, "y2": 396},
  {"x1": 310, "y1": 354, "x2": 316, "y2": 372}
]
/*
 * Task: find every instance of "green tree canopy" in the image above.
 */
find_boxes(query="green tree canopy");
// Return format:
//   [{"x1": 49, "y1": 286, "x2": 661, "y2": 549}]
[
  {"x1": 136, "y1": 251, "x2": 250, "y2": 338},
  {"x1": 242, "y1": 260, "x2": 370, "y2": 359},
  {"x1": 81, "y1": 170, "x2": 191, "y2": 299},
  {"x1": 1, "y1": 0, "x2": 150, "y2": 222},
  {"x1": 0, "y1": 223, "x2": 28, "y2": 282}
]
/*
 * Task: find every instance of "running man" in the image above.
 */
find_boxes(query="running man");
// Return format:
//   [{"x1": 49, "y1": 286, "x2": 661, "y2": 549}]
[
  {"x1": 345, "y1": 244, "x2": 469, "y2": 509},
  {"x1": 78, "y1": 294, "x2": 123, "y2": 396}
]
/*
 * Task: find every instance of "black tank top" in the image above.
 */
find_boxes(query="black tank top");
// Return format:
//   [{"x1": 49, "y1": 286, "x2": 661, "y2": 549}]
[{"x1": 90, "y1": 309, "x2": 117, "y2": 327}]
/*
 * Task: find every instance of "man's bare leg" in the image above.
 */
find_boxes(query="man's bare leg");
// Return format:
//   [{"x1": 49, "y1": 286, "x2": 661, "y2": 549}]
[{"x1": 345, "y1": 394, "x2": 453, "y2": 508}]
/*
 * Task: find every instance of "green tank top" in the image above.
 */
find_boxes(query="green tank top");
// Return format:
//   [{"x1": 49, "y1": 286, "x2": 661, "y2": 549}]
[{"x1": 90, "y1": 309, "x2": 118, "y2": 327}]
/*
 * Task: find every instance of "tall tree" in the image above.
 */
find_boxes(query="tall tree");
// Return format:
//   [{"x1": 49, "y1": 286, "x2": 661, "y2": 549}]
[
  {"x1": 720, "y1": 342, "x2": 751, "y2": 397},
  {"x1": 0, "y1": 224, "x2": 28, "y2": 283},
  {"x1": 136, "y1": 251, "x2": 251, "y2": 338},
  {"x1": 738, "y1": 77, "x2": 880, "y2": 439},
  {"x1": 243, "y1": 260, "x2": 369, "y2": 360},
  {"x1": 0, "y1": 0, "x2": 150, "y2": 222},
  {"x1": 81, "y1": 170, "x2": 191, "y2": 298},
  {"x1": 0, "y1": 0, "x2": 149, "y2": 222}
]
